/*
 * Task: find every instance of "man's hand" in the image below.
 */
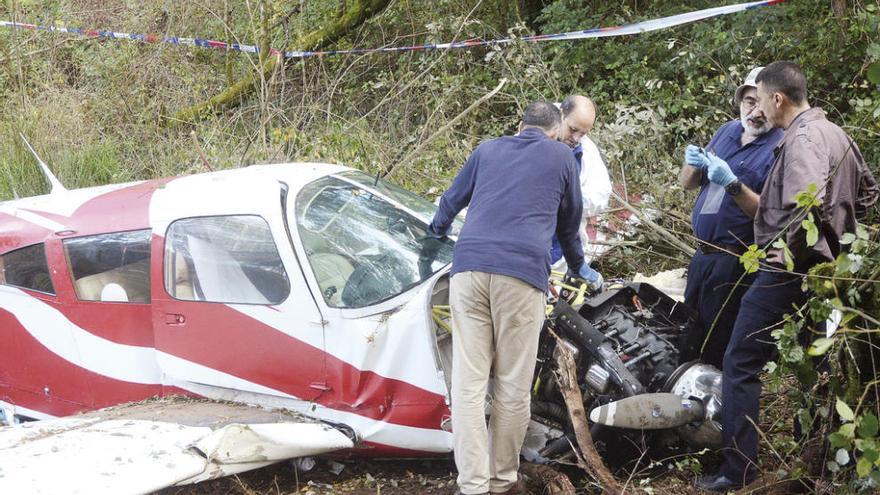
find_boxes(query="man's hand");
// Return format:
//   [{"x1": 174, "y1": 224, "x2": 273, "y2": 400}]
[
  {"x1": 418, "y1": 228, "x2": 449, "y2": 279},
  {"x1": 567, "y1": 262, "x2": 604, "y2": 294},
  {"x1": 427, "y1": 222, "x2": 451, "y2": 239},
  {"x1": 705, "y1": 153, "x2": 737, "y2": 187},
  {"x1": 685, "y1": 145, "x2": 709, "y2": 169}
]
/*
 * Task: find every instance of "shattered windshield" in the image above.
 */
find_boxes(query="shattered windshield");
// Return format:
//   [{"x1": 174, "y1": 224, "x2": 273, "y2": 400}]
[
  {"x1": 337, "y1": 170, "x2": 464, "y2": 232},
  {"x1": 295, "y1": 176, "x2": 454, "y2": 308}
]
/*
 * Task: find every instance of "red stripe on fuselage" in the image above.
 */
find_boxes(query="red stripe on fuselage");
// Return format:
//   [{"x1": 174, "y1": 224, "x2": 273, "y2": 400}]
[
  {"x1": 1, "y1": 178, "x2": 173, "y2": 254},
  {"x1": 156, "y1": 302, "x2": 449, "y2": 431},
  {"x1": 38, "y1": 179, "x2": 171, "y2": 237},
  {"x1": 0, "y1": 306, "x2": 164, "y2": 416},
  {"x1": 0, "y1": 212, "x2": 54, "y2": 255},
  {"x1": 57, "y1": 302, "x2": 155, "y2": 347}
]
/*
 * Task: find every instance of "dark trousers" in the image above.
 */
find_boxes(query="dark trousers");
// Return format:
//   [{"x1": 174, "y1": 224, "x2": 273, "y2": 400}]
[
  {"x1": 719, "y1": 271, "x2": 807, "y2": 484},
  {"x1": 683, "y1": 249, "x2": 754, "y2": 368}
]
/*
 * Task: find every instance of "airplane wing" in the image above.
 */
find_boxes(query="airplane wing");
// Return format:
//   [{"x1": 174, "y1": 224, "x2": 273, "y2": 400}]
[{"x1": 0, "y1": 398, "x2": 355, "y2": 494}]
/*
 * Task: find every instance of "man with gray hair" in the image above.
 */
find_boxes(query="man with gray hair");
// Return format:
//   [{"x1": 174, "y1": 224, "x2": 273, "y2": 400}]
[
  {"x1": 678, "y1": 67, "x2": 783, "y2": 369},
  {"x1": 550, "y1": 95, "x2": 612, "y2": 272},
  {"x1": 428, "y1": 100, "x2": 592, "y2": 495}
]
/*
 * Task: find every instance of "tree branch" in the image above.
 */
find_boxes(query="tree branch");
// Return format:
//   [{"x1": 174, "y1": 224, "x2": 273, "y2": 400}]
[
  {"x1": 553, "y1": 332, "x2": 622, "y2": 494},
  {"x1": 383, "y1": 78, "x2": 507, "y2": 178},
  {"x1": 169, "y1": 0, "x2": 391, "y2": 126}
]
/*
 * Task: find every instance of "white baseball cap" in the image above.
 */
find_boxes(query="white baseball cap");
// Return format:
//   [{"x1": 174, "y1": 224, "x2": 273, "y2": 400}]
[{"x1": 735, "y1": 66, "x2": 764, "y2": 104}]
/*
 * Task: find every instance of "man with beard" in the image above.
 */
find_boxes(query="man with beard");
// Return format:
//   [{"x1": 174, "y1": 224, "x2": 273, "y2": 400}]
[
  {"x1": 695, "y1": 60, "x2": 878, "y2": 492},
  {"x1": 678, "y1": 67, "x2": 783, "y2": 368}
]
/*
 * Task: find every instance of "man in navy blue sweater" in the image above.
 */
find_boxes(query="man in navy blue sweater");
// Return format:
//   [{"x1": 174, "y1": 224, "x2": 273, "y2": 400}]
[{"x1": 428, "y1": 101, "x2": 600, "y2": 495}]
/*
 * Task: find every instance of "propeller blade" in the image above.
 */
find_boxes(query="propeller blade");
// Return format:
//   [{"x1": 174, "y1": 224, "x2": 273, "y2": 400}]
[{"x1": 589, "y1": 393, "x2": 704, "y2": 430}]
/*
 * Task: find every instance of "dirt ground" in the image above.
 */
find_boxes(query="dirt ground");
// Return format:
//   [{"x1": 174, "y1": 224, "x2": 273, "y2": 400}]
[
  {"x1": 156, "y1": 455, "x2": 718, "y2": 495},
  {"x1": 159, "y1": 457, "x2": 462, "y2": 495}
]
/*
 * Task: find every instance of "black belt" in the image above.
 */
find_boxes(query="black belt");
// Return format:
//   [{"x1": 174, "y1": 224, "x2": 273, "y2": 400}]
[{"x1": 698, "y1": 243, "x2": 747, "y2": 255}]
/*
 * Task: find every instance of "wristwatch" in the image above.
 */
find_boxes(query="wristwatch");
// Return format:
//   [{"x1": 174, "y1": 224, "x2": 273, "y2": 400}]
[{"x1": 725, "y1": 179, "x2": 743, "y2": 196}]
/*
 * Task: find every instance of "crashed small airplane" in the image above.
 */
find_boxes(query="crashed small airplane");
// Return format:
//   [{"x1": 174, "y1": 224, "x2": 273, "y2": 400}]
[{"x1": 0, "y1": 147, "x2": 723, "y2": 493}]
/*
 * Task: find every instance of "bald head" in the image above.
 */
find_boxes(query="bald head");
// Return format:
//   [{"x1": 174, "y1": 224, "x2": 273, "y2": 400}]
[{"x1": 558, "y1": 95, "x2": 596, "y2": 148}]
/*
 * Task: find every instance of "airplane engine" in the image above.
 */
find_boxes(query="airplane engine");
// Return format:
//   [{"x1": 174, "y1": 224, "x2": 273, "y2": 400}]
[{"x1": 529, "y1": 282, "x2": 723, "y2": 464}]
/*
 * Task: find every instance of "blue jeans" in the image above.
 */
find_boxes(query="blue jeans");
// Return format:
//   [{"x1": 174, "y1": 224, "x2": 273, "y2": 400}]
[{"x1": 719, "y1": 270, "x2": 807, "y2": 484}]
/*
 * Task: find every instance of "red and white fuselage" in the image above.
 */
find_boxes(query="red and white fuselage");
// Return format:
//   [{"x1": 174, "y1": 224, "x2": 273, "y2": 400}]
[{"x1": 0, "y1": 163, "x2": 454, "y2": 455}]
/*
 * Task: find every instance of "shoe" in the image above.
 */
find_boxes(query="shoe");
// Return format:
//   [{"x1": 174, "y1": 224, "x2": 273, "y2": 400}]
[
  {"x1": 694, "y1": 473, "x2": 742, "y2": 492},
  {"x1": 491, "y1": 479, "x2": 529, "y2": 495}
]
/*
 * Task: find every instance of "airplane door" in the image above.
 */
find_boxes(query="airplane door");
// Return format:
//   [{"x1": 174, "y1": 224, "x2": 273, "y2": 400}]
[{"x1": 150, "y1": 183, "x2": 328, "y2": 403}]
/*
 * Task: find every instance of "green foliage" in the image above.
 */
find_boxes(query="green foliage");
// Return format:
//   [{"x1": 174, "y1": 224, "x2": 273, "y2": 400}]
[
  {"x1": 0, "y1": 0, "x2": 878, "y2": 490},
  {"x1": 739, "y1": 244, "x2": 766, "y2": 274},
  {"x1": 763, "y1": 223, "x2": 880, "y2": 490}
]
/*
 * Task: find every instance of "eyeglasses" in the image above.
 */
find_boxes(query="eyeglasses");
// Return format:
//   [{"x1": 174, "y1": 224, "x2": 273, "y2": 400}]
[{"x1": 741, "y1": 98, "x2": 758, "y2": 110}]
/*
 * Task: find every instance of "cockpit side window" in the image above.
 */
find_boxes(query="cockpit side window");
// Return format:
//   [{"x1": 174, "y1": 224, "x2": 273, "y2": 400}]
[
  {"x1": 0, "y1": 243, "x2": 55, "y2": 295},
  {"x1": 63, "y1": 230, "x2": 151, "y2": 303},
  {"x1": 163, "y1": 215, "x2": 290, "y2": 305}
]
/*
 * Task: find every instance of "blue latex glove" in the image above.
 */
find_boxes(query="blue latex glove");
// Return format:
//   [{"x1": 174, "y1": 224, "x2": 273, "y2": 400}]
[
  {"x1": 705, "y1": 153, "x2": 737, "y2": 187},
  {"x1": 685, "y1": 144, "x2": 709, "y2": 169},
  {"x1": 576, "y1": 263, "x2": 604, "y2": 293}
]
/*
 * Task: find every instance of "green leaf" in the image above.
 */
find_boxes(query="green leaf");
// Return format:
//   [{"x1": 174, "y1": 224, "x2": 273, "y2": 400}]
[
  {"x1": 808, "y1": 337, "x2": 835, "y2": 356},
  {"x1": 838, "y1": 398, "x2": 856, "y2": 422},
  {"x1": 864, "y1": 448, "x2": 880, "y2": 463},
  {"x1": 803, "y1": 213, "x2": 819, "y2": 247},
  {"x1": 858, "y1": 457, "x2": 873, "y2": 477},
  {"x1": 860, "y1": 414, "x2": 879, "y2": 439},
  {"x1": 840, "y1": 232, "x2": 857, "y2": 245},
  {"x1": 868, "y1": 61, "x2": 880, "y2": 85},
  {"x1": 772, "y1": 239, "x2": 795, "y2": 271},
  {"x1": 836, "y1": 252, "x2": 852, "y2": 275},
  {"x1": 830, "y1": 432, "x2": 850, "y2": 448},
  {"x1": 841, "y1": 423, "x2": 857, "y2": 438},
  {"x1": 786, "y1": 345, "x2": 804, "y2": 363},
  {"x1": 739, "y1": 244, "x2": 766, "y2": 274},
  {"x1": 794, "y1": 183, "x2": 822, "y2": 209}
]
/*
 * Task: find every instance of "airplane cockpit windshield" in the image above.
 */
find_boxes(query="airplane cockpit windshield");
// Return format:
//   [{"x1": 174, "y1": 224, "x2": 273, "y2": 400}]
[{"x1": 295, "y1": 175, "x2": 454, "y2": 309}]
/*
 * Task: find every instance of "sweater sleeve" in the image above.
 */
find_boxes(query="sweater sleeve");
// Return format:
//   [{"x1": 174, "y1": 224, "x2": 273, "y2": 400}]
[
  {"x1": 557, "y1": 155, "x2": 585, "y2": 272},
  {"x1": 429, "y1": 151, "x2": 478, "y2": 236}
]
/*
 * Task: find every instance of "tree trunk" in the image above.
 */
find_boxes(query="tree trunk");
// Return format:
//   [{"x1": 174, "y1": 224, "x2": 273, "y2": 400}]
[
  {"x1": 831, "y1": 0, "x2": 847, "y2": 18},
  {"x1": 170, "y1": 0, "x2": 392, "y2": 126},
  {"x1": 554, "y1": 336, "x2": 622, "y2": 494}
]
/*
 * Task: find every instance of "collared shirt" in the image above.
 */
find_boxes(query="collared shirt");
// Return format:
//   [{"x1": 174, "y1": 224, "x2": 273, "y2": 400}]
[
  {"x1": 691, "y1": 121, "x2": 783, "y2": 246},
  {"x1": 429, "y1": 127, "x2": 584, "y2": 290},
  {"x1": 756, "y1": 107, "x2": 878, "y2": 268}
]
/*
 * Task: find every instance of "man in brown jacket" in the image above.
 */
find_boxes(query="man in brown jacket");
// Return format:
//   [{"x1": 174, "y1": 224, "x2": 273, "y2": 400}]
[{"x1": 696, "y1": 61, "x2": 879, "y2": 492}]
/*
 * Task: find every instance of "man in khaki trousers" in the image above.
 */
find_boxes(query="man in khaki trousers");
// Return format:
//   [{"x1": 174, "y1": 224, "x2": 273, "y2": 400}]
[{"x1": 428, "y1": 101, "x2": 600, "y2": 495}]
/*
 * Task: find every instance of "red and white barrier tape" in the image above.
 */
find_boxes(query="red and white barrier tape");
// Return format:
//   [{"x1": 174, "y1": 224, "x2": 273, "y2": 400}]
[{"x1": 0, "y1": 0, "x2": 784, "y2": 59}]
